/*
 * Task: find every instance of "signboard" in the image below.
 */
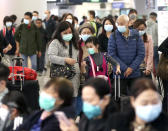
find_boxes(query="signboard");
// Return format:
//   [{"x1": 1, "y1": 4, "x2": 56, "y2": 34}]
[
  {"x1": 158, "y1": 0, "x2": 168, "y2": 45},
  {"x1": 112, "y1": 2, "x2": 124, "y2": 9},
  {"x1": 145, "y1": 0, "x2": 155, "y2": 9}
]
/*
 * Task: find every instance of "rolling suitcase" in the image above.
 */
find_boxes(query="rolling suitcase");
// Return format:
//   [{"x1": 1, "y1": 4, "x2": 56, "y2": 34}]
[
  {"x1": 114, "y1": 75, "x2": 131, "y2": 112},
  {"x1": 7, "y1": 57, "x2": 40, "y2": 112}
]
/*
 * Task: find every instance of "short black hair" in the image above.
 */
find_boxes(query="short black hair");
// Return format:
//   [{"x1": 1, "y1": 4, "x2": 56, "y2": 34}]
[
  {"x1": 83, "y1": 78, "x2": 110, "y2": 99},
  {"x1": 33, "y1": 11, "x2": 39, "y2": 15},
  {"x1": 128, "y1": 9, "x2": 138, "y2": 15},
  {"x1": 0, "y1": 63, "x2": 10, "y2": 81},
  {"x1": 89, "y1": 10, "x2": 96, "y2": 18},
  {"x1": 85, "y1": 36, "x2": 99, "y2": 47},
  {"x1": 24, "y1": 12, "x2": 32, "y2": 19},
  {"x1": 3, "y1": 16, "x2": 13, "y2": 25},
  {"x1": 44, "y1": 78, "x2": 74, "y2": 107},
  {"x1": 82, "y1": 16, "x2": 87, "y2": 20},
  {"x1": 150, "y1": 12, "x2": 157, "y2": 17},
  {"x1": 36, "y1": 18, "x2": 42, "y2": 22},
  {"x1": 10, "y1": 14, "x2": 17, "y2": 22},
  {"x1": 2, "y1": 91, "x2": 29, "y2": 115}
]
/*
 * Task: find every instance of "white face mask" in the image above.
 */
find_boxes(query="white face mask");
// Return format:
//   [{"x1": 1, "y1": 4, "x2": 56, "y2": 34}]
[
  {"x1": 135, "y1": 103, "x2": 162, "y2": 123},
  {"x1": 0, "y1": 107, "x2": 9, "y2": 121},
  {"x1": 66, "y1": 19, "x2": 73, "y2": 24},
  {"x1": 6, "y1": 22, "x2": 12, "y2": 27}
]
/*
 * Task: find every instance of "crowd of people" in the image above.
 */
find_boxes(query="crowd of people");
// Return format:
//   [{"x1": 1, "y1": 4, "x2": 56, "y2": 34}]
[{"x1": 0, "y1": 8, "x2": 168, "y2": 131}]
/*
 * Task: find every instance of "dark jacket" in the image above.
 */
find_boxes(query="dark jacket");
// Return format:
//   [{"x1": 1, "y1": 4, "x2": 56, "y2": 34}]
[
  {"x1": 38, "y1": 27, "x2": 49, "y2": 52},
  {"x1": 79, "y1": 115, "x2": 106, "y2": 131},
  {"x1": 108, "y1": 29, "x2": 145, "y2": 79},
  {"x1": 0, "y1": 31, "x2": 9, "y2": 57},
  {"x1": 157, "y1": 37, "x2": 168, "y2": 80},
  {"x1": 0, "y1": 27, "x2": 16, "y2": 55},
  {"x1": 14, "y1": 24, "x2": 42, "y2": 56},
  {"x1": 106, "y1": 111, "x2": 168, "y2": 131},
  {"x1": 98, "y1": 33, "x2": 109, "y2": 52},
  {"x1": 43, "y1": 17, "x2": 56, "y2": 40},
  {"x1": 158, "y1": 37, "x2": 168, "y2": 57},
  {"x1": 16, "y1": 105, "x2": 75, "y2": 131}
]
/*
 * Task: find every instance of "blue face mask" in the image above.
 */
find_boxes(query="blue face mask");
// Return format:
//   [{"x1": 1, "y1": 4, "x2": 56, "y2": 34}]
[
  {"x1": 24, "y1": 19, "x2": 29, "y2": 25},
  {"x1": 139, "y1": 30, "x2": 146, "y2": 36},
  {"x1": 83, "y1": 102, "x2": 102, "y2": 119},
  {"x1": 117, "y1": 26, "x2": 127, "y2": 33},
  {"x1": 104, "y1": 25, "x2": 113, "y2": 32},
  {"x1": 135, "y1": 103, "x2": 162, "y2": 123},
  {"x1": 62, "y1": 34, "x2": 73, "y2": 42},
  {"x1": 39, "y1": 92, "x2": 56, "y2": 111},
  {"x1": 88, "y1": 48, "x2": 95, "y2": 55},
  {"x1": 32, "y1": 16, "x2": 38, "y2": 21},
  {"x1": 81, "y1": 34, "x2": 91, "y2": 42}
]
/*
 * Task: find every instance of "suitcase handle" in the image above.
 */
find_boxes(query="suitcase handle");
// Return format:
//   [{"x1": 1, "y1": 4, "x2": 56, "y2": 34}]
[
  {"x1": 114, "y1": 75, "x2": 120, "y2": 100},
  {"x1": 12, "y1": 57, "x2": 24, "y2": 62},
  {"x1": 11, "y1": 57, "x2": 25, "y2": 85}
]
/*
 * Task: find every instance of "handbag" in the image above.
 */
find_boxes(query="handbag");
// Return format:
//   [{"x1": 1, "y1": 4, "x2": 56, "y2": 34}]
[{"x1": 50, "y1": 43, "x2": 76, "y2": 79}]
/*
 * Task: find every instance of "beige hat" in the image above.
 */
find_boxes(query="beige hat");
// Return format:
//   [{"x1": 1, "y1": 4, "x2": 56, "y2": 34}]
[{"x1": 78, "y1": 22, "x2": 95, "y2": 34}]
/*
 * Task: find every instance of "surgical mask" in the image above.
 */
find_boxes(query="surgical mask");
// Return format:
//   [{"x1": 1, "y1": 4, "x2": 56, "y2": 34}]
[
  {"x1": 6, "y1": 22, "x2": 12, "y2": 27},
  {"x1": 62, "y1": 34, "x2": 73, "y2": 42},
  {"x1": 117, "y1": 26, "x2": 127, "y2": 33},
  {"x1": 81, "y1": 34, "x2": 91, "y2": 42},
  {"x1": 129, "y1": 14, "x2": 137, "y2": 20},
  {"x1": 135, "y1": 103, "x2": 162, "y2": 123},
  {"x1": 83, "y1": 102, "x2": 102, "y2": 119},
  {"x1": 139, "y1": 30, "x2": 146, "y2": 36},
  {"x1": 23, "y1": 19, "x2": 29, "y2": 25},
  {"x1": 104, "y1": 25, "x2": 113, "y2": 32},
  {"x1": 66, "y1": 19, "x2": 73, "y2": 24},
  {"x1": 39, "y1": 92, "x2": 56, "y2": 111},
  {"x1": 0, "y1": 107, "x2": 9, "y2": 121},
  {"x1": 32, "y1": 16, "x2": 38, "y2": 21},
  {"x1": 88, "y1": 48, "x2": 95, "y2": 55}
]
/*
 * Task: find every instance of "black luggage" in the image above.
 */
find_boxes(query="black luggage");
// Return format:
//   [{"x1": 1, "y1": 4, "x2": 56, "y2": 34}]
[
  {"x1": 114, "y1": 75, "x2": 131, "y2": 112},
  {"x1": 7, "y1": 57, "x2": 40, "y2": 112}
]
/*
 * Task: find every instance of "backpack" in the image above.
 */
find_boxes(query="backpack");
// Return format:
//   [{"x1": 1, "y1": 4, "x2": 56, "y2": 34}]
[
  {"x1": 89, "y1": 54, "x2": 112, "y2": 89},
  {"x1": 2, "y1": 27, "x2": 15, "y2": 37}
]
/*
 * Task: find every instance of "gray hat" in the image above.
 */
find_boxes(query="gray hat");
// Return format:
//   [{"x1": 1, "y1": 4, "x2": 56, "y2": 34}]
[{"x1": 78, "y1": 22, "x2": 95, "y2": 34}]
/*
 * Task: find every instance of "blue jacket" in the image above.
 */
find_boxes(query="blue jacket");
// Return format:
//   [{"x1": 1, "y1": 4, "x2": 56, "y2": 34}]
[{"x1": 108, "y1": 29, "x2": 145, "y2": 78}]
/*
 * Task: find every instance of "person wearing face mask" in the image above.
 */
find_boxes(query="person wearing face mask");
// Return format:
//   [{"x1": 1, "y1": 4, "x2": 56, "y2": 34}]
[
  {"x1": 74, "y1": 16, "x2": 79, "y2": 31},
  {"x1": 43, "y1": 10, "x2": 56, "y2": 41},
  {"x1": 16, "y1": 78, "x2": 75, "y2": 131},
  {"x1": 146, "y1": 12, "x2": 158, "y2": 74},
  {"x1": 0, "y1": 16, "x2": 16, "y2": 66},
  {"x1": 32, "y1": 11, "x2": 39, "y2": 22},
  {"x1": 81, "y1": 36, "x2": 120, "y2": 81},
  {"x1": 98, "y1": 17, "x2": 117, "y2": 52},
  {"x1": 63, "y1": 13, "x2": 75, "y2": 28},
  {"x1": 78, "y1": 23, "x2": 95, "y2": 67},
  {"x1": 108, "y1": 15, "x2": 145, "y2": 96},
  {"x1": 0, "y1": 91, "x2": 29, "y2": 131},
  {"x1": 48, "y1": 21, "x2": 80, "y2": 100},
  {"x1": 128, "y1": 9, "x2": 138, "y2": 29},
  {"x1": 14, "y1": 12, "x2": 42, "y2": 70},
  {"x1": 106, "y1": 78, "x2": 168, "y2": 131},
  {"x1": 60, "y1": 78, "x2": 118, "y2": 131},
  {"x1": 133, "y1": 19, "x2": 154, "y2": 78},
  {"x1": 0, "y1": 63, "x2": 10, "y2": 103}
]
